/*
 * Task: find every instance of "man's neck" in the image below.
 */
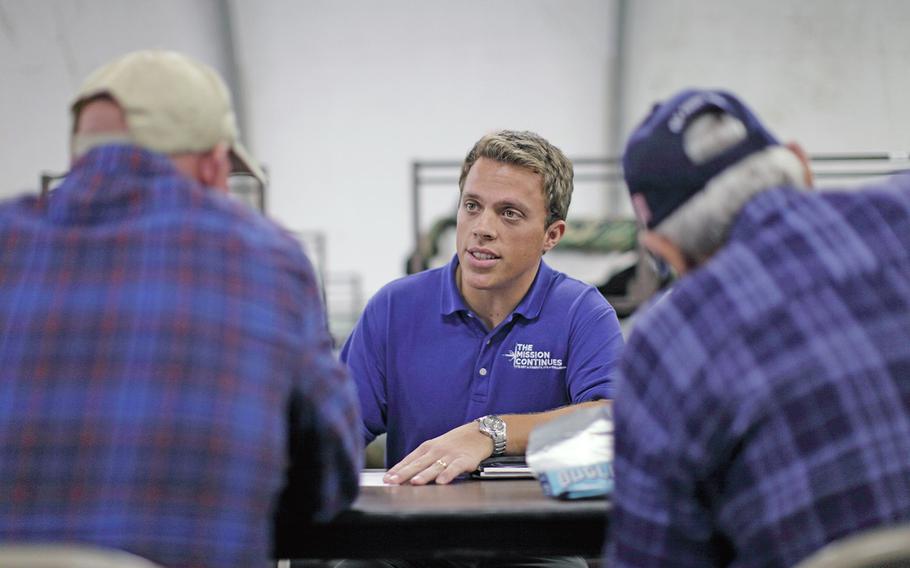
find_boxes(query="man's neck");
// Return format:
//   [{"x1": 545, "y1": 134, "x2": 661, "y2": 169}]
[{"x1": 455, "y1": 264, "x2": 538, "y2": 331}]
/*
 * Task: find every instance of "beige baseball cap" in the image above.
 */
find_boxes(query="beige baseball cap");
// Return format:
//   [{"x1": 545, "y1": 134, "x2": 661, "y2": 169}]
[{"x1": 71, "y1": 49, "x2": 267, "y2": 187}]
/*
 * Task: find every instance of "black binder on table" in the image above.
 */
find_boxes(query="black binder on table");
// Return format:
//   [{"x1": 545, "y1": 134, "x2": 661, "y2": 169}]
[{"x1": 471, "y1": 456, "x2": 534, "y2": 479}]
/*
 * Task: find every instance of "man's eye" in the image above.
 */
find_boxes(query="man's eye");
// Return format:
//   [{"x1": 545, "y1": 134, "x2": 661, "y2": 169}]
[
  {"x1": 464, "y1": 201, "x2": 478, "y2": 211},
  {"x1": 503, "y1": 209, "x2": 520, "y2": 219}
]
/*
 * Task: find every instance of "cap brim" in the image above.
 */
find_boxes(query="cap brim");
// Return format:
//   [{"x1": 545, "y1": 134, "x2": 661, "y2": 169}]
[{"x1": 230, "y1": 141, "x2": 268, "y2": 189}]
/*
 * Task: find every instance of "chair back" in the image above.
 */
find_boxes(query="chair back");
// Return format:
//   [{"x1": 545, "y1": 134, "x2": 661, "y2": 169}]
[
  {"x1": 0, "y1": 544, "x2": 164, "y2": 568},
  {"x1": 794, "y1": 523, "x2": 910, "y2": 568}
]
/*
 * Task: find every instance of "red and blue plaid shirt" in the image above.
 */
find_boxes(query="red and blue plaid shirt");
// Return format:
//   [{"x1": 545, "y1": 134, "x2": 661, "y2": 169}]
[
  {"x1": 610, "y1": 176, "x2": 910, "y2": 567},
  {"x1": 0, "y1": 145, "x2": 362, "y2": 567}
]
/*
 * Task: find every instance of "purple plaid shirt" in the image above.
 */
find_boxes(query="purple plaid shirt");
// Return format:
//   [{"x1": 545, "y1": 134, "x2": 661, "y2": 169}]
[
  {"x1": 610, "y1": 176, "x2": 910, "y2": 567},
  {"x1": 0, "y1": 146, "x2": 362, "y2": 567}
]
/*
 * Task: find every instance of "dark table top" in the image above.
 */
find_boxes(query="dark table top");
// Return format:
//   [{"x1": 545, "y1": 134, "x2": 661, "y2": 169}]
[{"x1": 276, "y1": 472, "x2": 610, "y2": 559}]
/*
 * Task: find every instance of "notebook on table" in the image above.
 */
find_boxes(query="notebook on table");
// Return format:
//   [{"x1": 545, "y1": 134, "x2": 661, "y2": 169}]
[{"x1": 471, "y1": 456, "x2": 534, "y2": 479}]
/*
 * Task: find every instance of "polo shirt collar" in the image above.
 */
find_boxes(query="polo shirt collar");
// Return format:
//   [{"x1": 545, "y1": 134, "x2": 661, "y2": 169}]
[{"x1": 439, "y1": 254, "x2": 554, "y2": 322}]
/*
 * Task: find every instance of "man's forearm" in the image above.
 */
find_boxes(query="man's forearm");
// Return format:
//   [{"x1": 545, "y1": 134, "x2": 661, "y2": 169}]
[
  {"x1": 501, "y1": 399, "x2": 609, "y2": 455},
  {"x1": 383, "y1": 399, "x2": 610, "y2": 485}
]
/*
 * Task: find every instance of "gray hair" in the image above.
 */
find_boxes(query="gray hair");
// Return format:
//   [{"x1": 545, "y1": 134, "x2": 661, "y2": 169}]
[
  {"x1": 459, "y1": 130, "x2": 574, "y2": 226},
  {"x1": 655, "y1": 114, "x2": 809, "y2": 263}
]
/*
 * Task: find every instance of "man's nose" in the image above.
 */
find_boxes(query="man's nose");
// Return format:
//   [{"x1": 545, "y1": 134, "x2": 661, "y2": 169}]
[{"x1": 472, "y1": 210, "x2": 497, "y2": 240}]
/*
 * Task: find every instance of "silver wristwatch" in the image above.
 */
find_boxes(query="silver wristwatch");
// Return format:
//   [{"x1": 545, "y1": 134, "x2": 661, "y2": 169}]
[{"x1": 477, "y1": 414, "x2": 507, "y2": 457}]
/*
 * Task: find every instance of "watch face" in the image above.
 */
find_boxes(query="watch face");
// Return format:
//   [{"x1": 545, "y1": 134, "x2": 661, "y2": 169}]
[{"x1": 481, "y1": 415, "x2": 505, "y2": 434}]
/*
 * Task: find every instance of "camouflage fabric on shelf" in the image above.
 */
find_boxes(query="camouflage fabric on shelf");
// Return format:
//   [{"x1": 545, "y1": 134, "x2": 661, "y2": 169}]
[{"x1": 558, "y1": 218, "x2": 638, "y2": 253}]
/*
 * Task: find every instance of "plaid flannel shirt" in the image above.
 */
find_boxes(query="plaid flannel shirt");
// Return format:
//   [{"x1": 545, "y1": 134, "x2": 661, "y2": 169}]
[
  {"x1": 0, "y1": 146, "x2": 362, "y2": 567},
  {"x1": 610, "y1": 177, "x2": 910, "y2": 567}
]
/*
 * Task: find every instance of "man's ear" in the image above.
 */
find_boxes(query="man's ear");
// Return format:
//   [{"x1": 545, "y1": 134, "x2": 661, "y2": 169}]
[
  {"x1": 640, "y1": 230, "x2": 692, "y2": 276},
  {"x1": 198, "y1": 143, "x2": 231, "y2": 192},
  {"x1": 542, "y1": 220, "x2": 566, "y2": 254},
  {"x1": 785, "y1": 141, "x2": 814, "y2": 188}
]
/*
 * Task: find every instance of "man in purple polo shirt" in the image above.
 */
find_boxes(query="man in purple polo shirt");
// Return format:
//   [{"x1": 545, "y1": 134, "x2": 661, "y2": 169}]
[{"x1": 341, "y1": 130, "x2": 624, "y2": 486}]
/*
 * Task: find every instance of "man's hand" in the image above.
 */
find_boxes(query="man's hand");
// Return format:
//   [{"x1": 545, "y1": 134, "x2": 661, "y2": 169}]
[{"x1": 383, "y1": 421, "x2": 493, "y2": 485}]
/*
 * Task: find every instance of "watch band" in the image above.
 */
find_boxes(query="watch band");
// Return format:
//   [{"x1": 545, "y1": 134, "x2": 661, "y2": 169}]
[{"x1": 491, "y1": 433, "x2": 506, "y2": 456}]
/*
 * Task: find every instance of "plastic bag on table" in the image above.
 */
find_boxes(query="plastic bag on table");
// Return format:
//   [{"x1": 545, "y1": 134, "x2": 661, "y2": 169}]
[{"x1": 525, "y1": 404, "x2": 614, "y2": 499}]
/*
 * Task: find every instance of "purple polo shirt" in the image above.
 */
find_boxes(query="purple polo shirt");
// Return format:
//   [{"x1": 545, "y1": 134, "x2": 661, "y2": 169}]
[{"x1": 341, "y1": 255, "x2": 624, "y2": 466}]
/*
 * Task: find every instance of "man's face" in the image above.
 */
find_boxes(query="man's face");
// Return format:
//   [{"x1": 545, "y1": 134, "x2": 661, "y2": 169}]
[{"x1": 456, "y1": 157, "x2": 564, "y2": 298}]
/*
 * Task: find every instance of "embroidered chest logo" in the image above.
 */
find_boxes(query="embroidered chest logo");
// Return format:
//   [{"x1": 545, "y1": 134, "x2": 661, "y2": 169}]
[{"x1": 503, "y1": 343, "x2": 566, "y2": 370}]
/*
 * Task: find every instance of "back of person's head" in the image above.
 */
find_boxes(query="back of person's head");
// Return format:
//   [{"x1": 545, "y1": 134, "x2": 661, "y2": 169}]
[
  {"x1": 459, "y1": 129, "x2": 574, "y2": 227},
  {"x1": 623, "y1": 88, "x2": 811, "y2": 265},
  {"x1": 70, "y1": 49, "x2": 266, "y2": 187}
]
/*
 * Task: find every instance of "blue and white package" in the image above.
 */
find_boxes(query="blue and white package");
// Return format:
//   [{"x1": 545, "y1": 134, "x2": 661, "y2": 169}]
[{"x1": 525, "y1": 405, "x2": 614, "y2": 499}]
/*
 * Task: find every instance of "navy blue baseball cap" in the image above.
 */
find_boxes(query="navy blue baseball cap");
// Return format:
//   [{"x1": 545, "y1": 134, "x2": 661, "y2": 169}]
[{"x1": 623, "y1": 89, "x2": 779, "y2": 229}]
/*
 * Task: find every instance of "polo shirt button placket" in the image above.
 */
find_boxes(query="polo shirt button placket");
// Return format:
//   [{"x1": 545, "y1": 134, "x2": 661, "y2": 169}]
[{"x1": 476, "y1": 333, "x2": 494, "y2": 386}]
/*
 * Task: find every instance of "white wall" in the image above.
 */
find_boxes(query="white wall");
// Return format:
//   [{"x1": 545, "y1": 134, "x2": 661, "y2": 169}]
[
  {"x1": 620, "y1": 0, "x2": 910, "y2": 154},
  {"x1": 231, "y1": 0, "x2": 615, "y2": 297},
  {"x1": 0, "y1": 0, "x2": 233, "y2": 200},
  {"x1": 3, "y1": 0, "x2": 910, "y2": 302}
]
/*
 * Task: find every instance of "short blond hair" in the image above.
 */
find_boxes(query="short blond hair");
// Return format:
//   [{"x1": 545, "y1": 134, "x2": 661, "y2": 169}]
[{"x1": 458, "y1": 130, "x2": 574, "y2": 226}]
